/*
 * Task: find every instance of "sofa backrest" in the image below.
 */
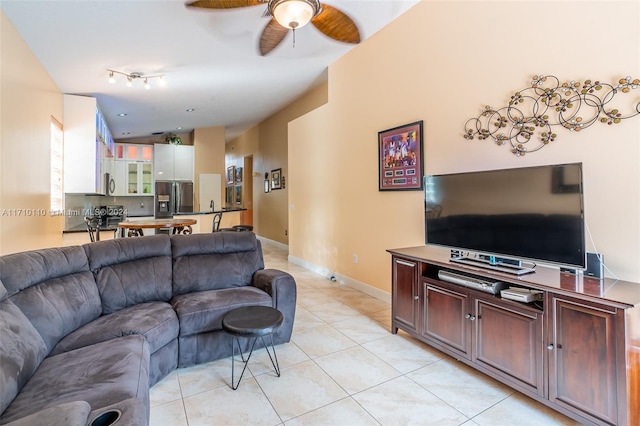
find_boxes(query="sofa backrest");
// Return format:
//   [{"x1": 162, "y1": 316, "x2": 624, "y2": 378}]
[
  {"x1": 84, "y1": 234, "x2": 173, "y2": 315},
  {"x1": 0, "y1": 246, "x2": 101, "y2": 353},
  {"x1": 171, "y1": 232, "x2": 264, "y2": 296},
  {"x1": 0, "y1": 293, "x2": 49, "y2": 416}
]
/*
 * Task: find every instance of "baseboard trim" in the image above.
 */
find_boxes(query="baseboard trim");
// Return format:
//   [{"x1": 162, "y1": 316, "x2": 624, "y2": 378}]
[
  {"x1": 256, "y1": 235, "x2": 289, "y2": 251},
  {"x1": 288, "y1": 255, "x2": 391, "y2": 304}
]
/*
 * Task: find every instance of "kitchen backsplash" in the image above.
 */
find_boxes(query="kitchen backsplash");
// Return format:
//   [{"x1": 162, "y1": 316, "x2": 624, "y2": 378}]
[{"x1": 64, "y1": 194, "x2": 154, "y2": 230}]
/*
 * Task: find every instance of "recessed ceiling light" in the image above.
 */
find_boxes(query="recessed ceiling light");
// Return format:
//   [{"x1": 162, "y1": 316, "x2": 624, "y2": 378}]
[
  {"x1": 117, "y1": 113, "x2": 127, "y2": 117},
  {"x1": 176, "y1": 127, "x2": 183, "y2": 130},
  {"x1": 186, "y1": 108, "x2": 195, "y2": 112}
]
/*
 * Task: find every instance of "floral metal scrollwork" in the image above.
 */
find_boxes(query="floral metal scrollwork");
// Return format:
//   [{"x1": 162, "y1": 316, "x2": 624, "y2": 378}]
[{"x1": 463, "y1": 75, "x2": 640, "y2": 156}]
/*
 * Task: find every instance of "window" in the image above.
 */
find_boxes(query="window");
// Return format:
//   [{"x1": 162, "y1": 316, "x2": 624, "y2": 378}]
[{"x1": 51, "y1": 117, "x2": 64, "y2": 212}]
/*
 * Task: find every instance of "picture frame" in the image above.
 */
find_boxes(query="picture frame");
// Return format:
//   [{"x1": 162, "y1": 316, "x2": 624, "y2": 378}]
[
  {"x1": 271, "y1": 168, "x2": 282, "y2": 190},
  {"x1": 378, "y1": 120, "x2": 424, "y2": 191},
  {"x1": 225, "y1": 185, "x2": 233, "y2": 207},
  {"x1": 226, "y1": 166, "x2": 235, "y2": 185},
  {"x1": 235, "y1": 167, "x2": 243, "y2": 183},
  {"x1": 234, "y1": 185, "x2": 242, "y2": 205}
]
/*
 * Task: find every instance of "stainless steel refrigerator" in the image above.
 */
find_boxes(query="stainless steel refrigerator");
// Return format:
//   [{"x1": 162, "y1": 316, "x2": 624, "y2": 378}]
[{"x1": 155, "y1": 181, "x2": 194, "y2": 218}]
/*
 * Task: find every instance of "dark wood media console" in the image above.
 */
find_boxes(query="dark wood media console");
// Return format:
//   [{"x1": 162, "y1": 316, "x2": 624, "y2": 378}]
[{"x1": 388, "y1": 245, "x2": 640, "y2": 426}]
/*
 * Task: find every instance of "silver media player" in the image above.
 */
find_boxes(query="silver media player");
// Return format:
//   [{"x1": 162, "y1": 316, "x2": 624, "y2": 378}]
[
  {"x1": 500, "y1": 287, "x2": 543, "y2": 303},
  {"x1": 437, "y1": 270, "x2": 508, "y2": 295}
]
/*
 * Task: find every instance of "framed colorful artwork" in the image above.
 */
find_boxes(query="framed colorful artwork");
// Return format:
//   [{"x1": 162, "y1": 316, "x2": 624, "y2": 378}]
[{"x1": 378, "y1": 120, "x2": 424, "y2": 191}]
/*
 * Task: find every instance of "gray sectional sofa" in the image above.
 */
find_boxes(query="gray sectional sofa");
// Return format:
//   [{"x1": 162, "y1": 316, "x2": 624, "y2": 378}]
[{"x1": 0, "y1": 232, "x2": 296, "y2": 426}]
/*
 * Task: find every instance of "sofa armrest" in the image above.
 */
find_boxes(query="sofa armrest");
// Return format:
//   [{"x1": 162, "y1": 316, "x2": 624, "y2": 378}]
[
  {"x1": 252, "y1": 269, "x2": 294, "y2": 298},
  {"x1": 252, "y1": 269, "x2": 297, "y2": 342},
  {"x1": 4, "y1": 401, "x2": 91, "y2": 426}
]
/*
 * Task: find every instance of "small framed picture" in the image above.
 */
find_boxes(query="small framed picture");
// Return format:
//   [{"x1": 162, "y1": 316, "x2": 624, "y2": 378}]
[
  {"x1": 271, "y1": 168, "x2": 282, "y2": 190},
  {"x1": 225, "y1": 185, "x2": 233, "y2": 206},
  {"x1": 378, "y1": 120, "x2": 424, "y2": 191},
  {"x1": 226, "y1": 166, "x2": 235, "y2": 185},
  {"x1": 235, "y1": 167, "x2": 243, "y2": 183},
  {"x1": 235, "y1": 185, "x2": 242, "y2": 205}
]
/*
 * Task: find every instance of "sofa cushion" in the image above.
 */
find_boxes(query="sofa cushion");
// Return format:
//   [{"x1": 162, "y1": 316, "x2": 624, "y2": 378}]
[
  {"x1": 10, "y1": 271, "x2": 102, "y2": 353},
  {"x1": 51, "y1": 302, "x2": 179, "y2": 356},
  {"x1": 0, "y1": 246, "x2": 89, "y2": 298},
  {"x1": 171, "y1": 232, "x2": 265, "y2": 296},
  {"x1": 0, "y1": 299, "x2": 48, "y2": 415},
  {"x1": 4, "y1": 400, "x2": 91, "y2": 426},
  {"x1": 84, "y1": 234, "x2": 173, "y2": 315},
  {"x1": 171, "y1": 287, "x2": 272, "y2": 337},
  {"x1": 0, "y1": 246, "x2": 101, "y2": 352},
  {"x1": 0, "y1": 335, "x2": 150, "y2": 424}
]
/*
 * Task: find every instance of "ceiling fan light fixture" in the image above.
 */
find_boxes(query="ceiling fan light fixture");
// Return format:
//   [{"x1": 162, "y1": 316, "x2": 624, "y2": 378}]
[{"x1": 270, "y1": 0, "x2": 318, "y2": 30}]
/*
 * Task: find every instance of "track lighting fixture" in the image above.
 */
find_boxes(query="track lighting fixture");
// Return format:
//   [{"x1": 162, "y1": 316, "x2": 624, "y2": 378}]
[{"x1": 107, "y1": 69, "x2": 166, "y2": 89}]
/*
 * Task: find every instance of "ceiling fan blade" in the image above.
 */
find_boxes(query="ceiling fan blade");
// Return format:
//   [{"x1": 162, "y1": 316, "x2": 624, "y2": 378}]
[
  {"x1": 311, "y1": 3, "x2": 361, "y2": 44},
  {"x1": 185, "y1": 0, "x2": 263, "y2": 9},
  {"x1": 259, "y1": 18, "x2": 289, "y2": 55}
]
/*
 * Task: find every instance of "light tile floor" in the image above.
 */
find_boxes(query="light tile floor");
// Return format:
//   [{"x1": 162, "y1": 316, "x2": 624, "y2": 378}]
[{"x1": 150, "y1": 239, "x2": 579, "y2": 426}]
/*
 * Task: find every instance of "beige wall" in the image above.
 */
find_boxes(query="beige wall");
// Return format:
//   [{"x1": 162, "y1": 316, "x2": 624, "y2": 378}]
[
  {"x1": 227, "y1": 81, "x2": 328, "y2": 244},
  {"x1": 289, "y1": 0, "x2": 640, "y2": 289},
  {"x1": 0, "y1": 11, "x2": 64, "y2": 254},
  {"x1": 193, "y1": 126, "x2": 226, "y2": 211}
]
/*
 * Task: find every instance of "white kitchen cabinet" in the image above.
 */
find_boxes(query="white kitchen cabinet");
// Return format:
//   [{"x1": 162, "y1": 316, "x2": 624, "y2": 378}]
[
  {"x1": 154, "y1": 144, "x2": 194, "y2": 181},
  {"x1": 113, "y1": 161, "x2": 127, "y2": 196},
  {"x1": 174, "y1": 145, "x2": 194, "y2": 181},
  {"x1": 113, "y1": 143, "x2": 154, "y2": 196},
  {"x1": 154, "y1": 144, "x2": 174, "y2": 180},
  {"x1": 115, "y1": 143, "x2": 153, "y2": 162},
  {"x1": 64, "y1": 94, "x2": 114, "y2": 194},
  {"x1": 127, "y1": 162, "x2": 154, "y2": 195}
]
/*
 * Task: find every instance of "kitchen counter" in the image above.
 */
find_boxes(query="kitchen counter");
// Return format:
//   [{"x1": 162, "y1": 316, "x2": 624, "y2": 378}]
[
  {"x1": 175, "y1": 208, "x2": 248, "y2": 233},
  {"x1": 174, "y1": 208, "x2": 247, "y2": 216}
]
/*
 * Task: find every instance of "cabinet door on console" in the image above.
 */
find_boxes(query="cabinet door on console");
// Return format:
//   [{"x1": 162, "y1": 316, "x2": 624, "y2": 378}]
[
  {"x1": 392, "y1": 257, "x2": 420, "y2": 334},
  {"x1": 549, "y1": 295, "x2": 619, "y2": 425},
  {"x1": 422, "y1": 280, "x2": 471, "y2": 360},
  {"x1": 474, "y1": 298, "x2": 544, "y2": 396}
]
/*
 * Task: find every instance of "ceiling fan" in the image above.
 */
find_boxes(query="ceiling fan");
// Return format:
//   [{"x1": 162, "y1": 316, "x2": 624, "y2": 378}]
[{"x1": 186, "y1": 0, "x2": 361, "y2": 55}]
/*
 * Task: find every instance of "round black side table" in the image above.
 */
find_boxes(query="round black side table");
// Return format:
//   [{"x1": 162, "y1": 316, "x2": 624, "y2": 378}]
[{"x1": 222, "y1": 305, "x2": 283, "y2": 390}]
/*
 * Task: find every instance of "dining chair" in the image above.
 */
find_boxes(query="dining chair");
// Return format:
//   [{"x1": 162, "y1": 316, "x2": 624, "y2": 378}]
[{"x1": 84, "y1": 217, "x2": 100, "y2": 242}]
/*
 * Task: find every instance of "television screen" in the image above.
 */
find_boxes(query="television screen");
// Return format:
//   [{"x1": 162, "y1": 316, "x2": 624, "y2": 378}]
[{"x1": 424, "y1": 163, "x2": 585, "y2": 270}]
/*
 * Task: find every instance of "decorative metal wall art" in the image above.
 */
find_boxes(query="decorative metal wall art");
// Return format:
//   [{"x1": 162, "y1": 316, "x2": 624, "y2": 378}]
[{"x1": 463, "y1": 75, "x2": 640, "y2": 156}]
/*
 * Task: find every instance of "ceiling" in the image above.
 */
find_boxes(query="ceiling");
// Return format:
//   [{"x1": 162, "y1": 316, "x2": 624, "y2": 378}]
[{"x1": 1, "y1": 0, "x2": 419, "y2": 142}]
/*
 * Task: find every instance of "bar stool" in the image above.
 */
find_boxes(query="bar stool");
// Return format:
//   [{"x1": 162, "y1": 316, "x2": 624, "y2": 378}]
[
  {"x1": 211, "y1": 213, "x2": 223, "y2": 232},
  {"x1": 232, "y1": 225, "x2": 254, "y2": 232}
]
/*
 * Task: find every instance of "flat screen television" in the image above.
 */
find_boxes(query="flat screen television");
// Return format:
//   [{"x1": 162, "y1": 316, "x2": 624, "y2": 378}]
[{"x1": 424, "y1": 163, "x2": 585, "y2": 273}]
